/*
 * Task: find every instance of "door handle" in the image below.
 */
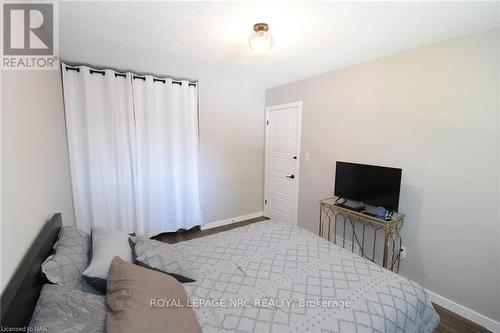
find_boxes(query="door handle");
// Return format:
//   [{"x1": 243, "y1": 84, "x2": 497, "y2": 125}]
[{"x1": 286, "y1": 175, "x2": 295, "y2": 179}]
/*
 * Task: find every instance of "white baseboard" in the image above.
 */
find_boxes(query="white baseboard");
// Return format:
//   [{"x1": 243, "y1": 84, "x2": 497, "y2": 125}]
[
  {"x1": 426, "y1": 289, "x2": 499, "y2": 333},
  {"x1": 200, "y1": 211, "x2": 264, "y2": 231}
]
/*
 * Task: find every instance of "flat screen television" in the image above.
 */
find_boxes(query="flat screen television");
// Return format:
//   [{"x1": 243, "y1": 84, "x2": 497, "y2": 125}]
[{"x1": 334, "y1": 161, "x2": 402, "y2": 212}]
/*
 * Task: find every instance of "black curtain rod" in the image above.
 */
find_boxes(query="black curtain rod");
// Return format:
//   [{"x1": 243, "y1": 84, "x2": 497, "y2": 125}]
[
  {"x1": 64, "y1": 64, "x2": 197, "y2": 86},
  {"x1": 65, "y1": 66, "x2": 80, "y2": 72},
  {"x1": 89, "y1": 69, "x2": 105, "y2": 76}
]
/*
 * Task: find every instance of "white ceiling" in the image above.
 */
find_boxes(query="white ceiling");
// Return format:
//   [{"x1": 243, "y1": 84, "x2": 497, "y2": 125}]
[{"x1": 60, "y1": 1, "x2": 500, "y2": 88}]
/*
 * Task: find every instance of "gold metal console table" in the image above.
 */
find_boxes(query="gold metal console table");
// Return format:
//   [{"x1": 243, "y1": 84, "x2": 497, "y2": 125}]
[{"x1": 319, "y1": 197, "x2": 405, "y2": 272}]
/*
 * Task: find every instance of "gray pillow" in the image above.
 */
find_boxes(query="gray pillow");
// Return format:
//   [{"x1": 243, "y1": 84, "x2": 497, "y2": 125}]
[
  {"x1": 82, "y1": 226, "x2": 133, "y2": 293},
  {"x1": 133, "y1": 237, "x2": 195, "y2": 282},
  {"x1": 29, "y1": 285, "x2": 105, "y2": 333},
  {"x1": 41, "y1": 226, "x2": 97, "y2": 293}
]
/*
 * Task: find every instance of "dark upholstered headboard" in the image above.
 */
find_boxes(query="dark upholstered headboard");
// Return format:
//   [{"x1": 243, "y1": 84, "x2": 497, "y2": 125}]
[{"x1": 1, "y1": 213, "x2": 62, "y2": 330}]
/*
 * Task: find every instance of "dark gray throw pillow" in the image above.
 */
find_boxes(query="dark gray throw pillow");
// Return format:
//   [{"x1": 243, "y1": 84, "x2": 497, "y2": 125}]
[{"x1": 135, "y1": 260, "x2": 195, "y2": 283}]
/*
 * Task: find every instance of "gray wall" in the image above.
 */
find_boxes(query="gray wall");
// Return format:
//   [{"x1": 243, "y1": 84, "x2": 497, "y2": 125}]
[
  {"x1": 1, "y1": 70, "x2": 76, "y2": 291},
  {"x1": 266, "y1": 28, "x2": 500, "y2": 322},
  {"x1": 198, "y1": 74, "x2": 265, "y2": 222}
]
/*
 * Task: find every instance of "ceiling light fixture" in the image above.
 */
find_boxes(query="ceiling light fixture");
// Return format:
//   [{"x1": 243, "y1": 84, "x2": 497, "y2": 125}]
[{"x1": 249, "y1": 23, "x2": 273, "y2": 53}]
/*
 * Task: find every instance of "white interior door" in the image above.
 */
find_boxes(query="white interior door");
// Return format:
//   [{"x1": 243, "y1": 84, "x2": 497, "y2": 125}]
[{"x1": 264, "y1": 102, "x2": 302, "y2": 224}]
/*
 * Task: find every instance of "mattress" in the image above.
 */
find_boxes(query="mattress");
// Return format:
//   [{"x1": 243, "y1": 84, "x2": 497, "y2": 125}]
[
  {"x1": 165, "y1": 220, "x2": 439, "y2": 332},
  {"x1": 31, "y1": 220, "x2": 439, "y2": 333}
]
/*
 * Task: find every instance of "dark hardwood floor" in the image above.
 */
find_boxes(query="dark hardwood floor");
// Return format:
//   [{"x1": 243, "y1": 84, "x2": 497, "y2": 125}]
[
  {"x1": 433, "y1": 304, "x2": 491, "y2": 333},
  {"x1": 153, "y1": 216, "x2": 269, "y2": 243},
  {"x1": 154, "y1": 217, "x2": 491, "y2": 333}
]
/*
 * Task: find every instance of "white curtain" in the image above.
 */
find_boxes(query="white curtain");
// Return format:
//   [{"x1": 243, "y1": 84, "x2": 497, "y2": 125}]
[
  {"x1": 132, "y1": 76, "x2": 202, "y2": 235},
  {"x1": 62, "y1": 66, "x2": 137, "y2": 233},
  {"x1": 62, "y1": 64, "x2": 201, "y2": 236}
]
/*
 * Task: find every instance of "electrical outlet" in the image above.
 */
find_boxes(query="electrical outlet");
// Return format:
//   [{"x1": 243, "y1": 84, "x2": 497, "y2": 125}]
[{"x1": 400, "y1": 246, "x2": 407, "y2": 260}]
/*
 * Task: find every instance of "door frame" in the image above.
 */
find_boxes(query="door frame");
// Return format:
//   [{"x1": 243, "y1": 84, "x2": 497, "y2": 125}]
[{"x1": 264, "y1": 101, "x2": 303, "y2": 224}]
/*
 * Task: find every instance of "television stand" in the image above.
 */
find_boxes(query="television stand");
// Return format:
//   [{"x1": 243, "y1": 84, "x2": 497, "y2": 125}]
[
  {"x1": 334, "y1": 200, "x2": 365, "y2": 212},
  {"x1": 319, "y1": 197, "x2": 405, "y2": 272}
]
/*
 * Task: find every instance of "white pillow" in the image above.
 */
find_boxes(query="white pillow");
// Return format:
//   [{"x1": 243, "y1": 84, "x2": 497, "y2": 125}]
[{"x1": 82, "y1": 226, "x2": 133, "y2": 293}]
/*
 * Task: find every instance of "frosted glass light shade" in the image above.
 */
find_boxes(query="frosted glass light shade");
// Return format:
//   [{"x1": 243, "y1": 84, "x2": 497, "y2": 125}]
[{"x1": 249, "y1": 23, "x2": 273, "y2": 53}]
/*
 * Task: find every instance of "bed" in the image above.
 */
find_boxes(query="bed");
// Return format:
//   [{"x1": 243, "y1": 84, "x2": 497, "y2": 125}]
[{"x1": 1, "y1": 214, "x2": 440, "y2": 332}]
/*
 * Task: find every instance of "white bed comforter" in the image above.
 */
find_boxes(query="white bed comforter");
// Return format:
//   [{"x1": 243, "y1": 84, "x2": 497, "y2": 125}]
[{"x1": 164, "y1": 220, "x2": 440, "y2": 333}]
